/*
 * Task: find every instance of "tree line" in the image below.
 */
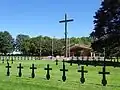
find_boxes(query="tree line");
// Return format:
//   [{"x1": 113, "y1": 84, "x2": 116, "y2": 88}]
[{"x1": 0, "y1": 31, "x2": 92, "y2": 56}]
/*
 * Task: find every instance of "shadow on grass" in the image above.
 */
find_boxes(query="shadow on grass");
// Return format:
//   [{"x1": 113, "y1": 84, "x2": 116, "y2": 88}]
[{"x1": 88, "y1": 83, "x2": 120, "y2": 87}]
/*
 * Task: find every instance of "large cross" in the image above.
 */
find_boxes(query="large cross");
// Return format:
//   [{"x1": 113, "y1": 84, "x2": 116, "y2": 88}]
[
  {"x1": 30, "y1": 64, "x2": 37, "y2": 78},
  {"x1": 6, "y1": 63, "x2": 11, "y2": 76},
  {"x1": 44, "y1": 64, "x2": 52, "y2": 80},
  {"x1": 99, "y1": 66, "x2": 110, "y2": 86},
  {"x1": 17, "y1": 63, "x2": 23, "y2": 77},
  {"x1": 60, "y1": 62, "x2": 68, "y2": 82},
  {"x1": 78, "y1": 66, "x2": 88, "y2": 84},
  {"x1": 59, "y1": 14, "x2": 74, "y2": 58}
]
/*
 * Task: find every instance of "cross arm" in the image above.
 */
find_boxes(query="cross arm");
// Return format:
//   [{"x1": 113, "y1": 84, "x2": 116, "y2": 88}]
[
  {"x1": 99, "y1": 72, "x2": 110, "y2": 74},
  {"x1": 59, "y1": 19, "x2": 74, "y2": 23},
  {"x1": 44, "y1": 68, "x2": 52, "y2": 70},
  {"x1": 78, "y1": 70, "x2": 88, "y2": 73}
]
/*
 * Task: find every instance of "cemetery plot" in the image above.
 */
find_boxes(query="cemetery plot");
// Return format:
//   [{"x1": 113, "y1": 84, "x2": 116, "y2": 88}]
[
  {"x1": 67, "y1": 56, "x2": 120, "y2": 67},
  {"x1": 0, "y1": 59, "x2": 120, "y2": 90}
]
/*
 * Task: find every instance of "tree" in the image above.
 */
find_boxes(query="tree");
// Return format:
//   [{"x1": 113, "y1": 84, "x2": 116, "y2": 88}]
[
  {"x1": 16, "y1": 34, "x2": 30, "y2": 52},
  {"x1": 0, "y1": 31, "x2": 14, "y2": 54},
  {"x1": 91, "y1": 0, "x2": 120, "y2": 57}
]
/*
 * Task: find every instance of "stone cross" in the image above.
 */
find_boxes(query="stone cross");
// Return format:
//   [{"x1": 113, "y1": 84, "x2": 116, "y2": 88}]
[
  {"x1": 6, "y1": 63, "x2": 11, "y2": 76},
  {"x1": 59, "y1": 14, "x2": 74, "y2": 58},
  {"x1": 99, "y1": 66, "x2": 110, "y2": 86},
  {"x1": 17, "y1": 63, "x2": 23, "y2": 77},
  {"x1": 78, "y1": 66, "x2": 88, "y2": 84},
  {"x1": 44, "y1": 64, "x2": 52, "y2": 80},
  {"x1": 60, "y1": 62, "x2": 68, "y2": 82},
  {"x1": 30, "y1": 64, "x2": 37, "y2": 78}
]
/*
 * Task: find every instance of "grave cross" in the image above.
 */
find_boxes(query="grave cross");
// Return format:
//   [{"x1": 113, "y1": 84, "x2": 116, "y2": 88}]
[
  {"x1": 30, "y1": 64, "x2": 37, "y2": 78},
  {"x1": 17, "y1": 63, "x2": 23, "y2": 77},
  {"x1": 6, "y1": 63, "x2": 11, "y2": 76},
  {"x1": 117, "y1": 56, "x2": 119, "y2": 62},
  {"x1": 11, "y1": 58, "x2": 13, "y2": 64},
  {"x1": 77, "y1": 57, "x2": 80, "y2": 66},
  {"x1": 114, "y1": 58, "x2": 116, "y2": 68},
  {"x1": 44, "y1": 64, "x2": 52, "y2": 80},
  {"x1": 99, "y1": 66, "x2": 110, "y2": 86},
  {"x1": 70, "y1": 59, "x2": 72, "y2": 66},
  {"x1": 6, "y1": 59, "x2": 9, "y2": 64},
  {"x1": 2, "y1": 58, "x2": 4, "y2": 63},
  {"x1": 98, "y1": 56, "x2": 100, "y2": 62},
  {"x1": 110, "y1": 56, "x2": 112, "y2": 62},
  {"x1": 55, "y1": 59, "x2": 58, "y2": 65},
  {"x1": 59, "y1": 14, "x2": 73, "y2": 58},
  {"x1": 78, "y1": 66, "x2": 88, "y2": 84},
  {"x1": 60, "y1": 62, "x2": 68, "y2": 82},
  {"x1": 86, "y1": 56, "x2": 89, "y2": 66}
]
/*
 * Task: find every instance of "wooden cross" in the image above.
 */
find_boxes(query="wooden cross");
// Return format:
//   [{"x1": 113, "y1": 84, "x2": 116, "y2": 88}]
[
  {"x1": 44, "y1": 64, "x2": 52, "y2": 80},
  {"x1": 99, "y1": 66, "x2": 110, "y2": 86},
  {"x1": 17, "y1": 63, "x2": 23, "y2": 77},
  {"x1": 78, "y1": 66, "x2": 88, "y2": 84},
  {"x1": 60, "y1": 62, "x2": 68, "y2": 82},
  {"x1": 59, "y1": 14, "x2": 74, "y2": 58},
  {"x1": 30, "y1": 64, "x2": 37, "y2": 78},
  {"x1": 6, "y1": 63, "x2": 11, "y2": 76}
]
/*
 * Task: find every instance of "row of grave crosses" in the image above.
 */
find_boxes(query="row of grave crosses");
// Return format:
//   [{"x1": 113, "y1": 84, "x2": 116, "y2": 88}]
[
  {"x1": 0, "y1": 56, "x2": 41, "y2": 62},
  {"x1": 5, "y1": 59, "x2": 110, "y2": 86}
]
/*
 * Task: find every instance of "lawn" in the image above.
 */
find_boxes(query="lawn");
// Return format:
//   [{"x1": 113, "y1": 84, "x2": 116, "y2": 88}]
[{"x1": 0, "y1": 60, "x2": 120, "y2": 90}]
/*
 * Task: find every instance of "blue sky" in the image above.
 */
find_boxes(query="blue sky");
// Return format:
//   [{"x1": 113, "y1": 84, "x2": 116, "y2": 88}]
[{"x1": 0, "y1": 0, "x2": 101, "y2": 38}]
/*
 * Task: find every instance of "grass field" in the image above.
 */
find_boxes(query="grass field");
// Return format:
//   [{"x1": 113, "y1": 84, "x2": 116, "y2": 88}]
[{"x1": 0, "y1": 60, "x2": 120, "y2": 90}]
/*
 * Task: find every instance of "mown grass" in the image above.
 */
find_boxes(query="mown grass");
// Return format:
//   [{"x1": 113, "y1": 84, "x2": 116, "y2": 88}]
[{"x1": 0, "y1": 60, "x2": 119, "y2": 90}]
